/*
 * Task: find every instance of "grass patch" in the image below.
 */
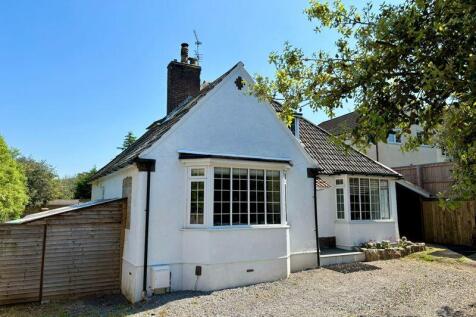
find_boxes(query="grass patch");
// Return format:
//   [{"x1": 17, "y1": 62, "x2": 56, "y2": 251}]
[{"x1": 406, "y1": 246, "x2": 473, "y2": 265}]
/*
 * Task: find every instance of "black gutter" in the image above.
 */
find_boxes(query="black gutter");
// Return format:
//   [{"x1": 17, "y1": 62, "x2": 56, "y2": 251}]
[
  {"x1": 329, "y1": 170, "x2": 401, "y2": 178},
  {"x1": 307, "y1": 167, "x2": 322, "y2": 267},
  {"x1": 178, "y1": 152, "x2": 293, "y2": 166},
  {"x1": 134, "y1": 158, "x2": 156, "y2": 298}
]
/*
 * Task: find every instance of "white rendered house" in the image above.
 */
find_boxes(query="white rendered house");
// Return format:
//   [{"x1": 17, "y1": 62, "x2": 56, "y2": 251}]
[{"x1": 91, "y1": 44, "x2": 401, "y2": 303}]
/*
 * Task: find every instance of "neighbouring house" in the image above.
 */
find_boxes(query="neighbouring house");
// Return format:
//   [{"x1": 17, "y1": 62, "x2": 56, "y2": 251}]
[
  {"x1": 318, "y1": 112, "x2": 448, "y2": 168},
  {"x1": 90, "y1": 43, "x2": 401, "y2": 303}
]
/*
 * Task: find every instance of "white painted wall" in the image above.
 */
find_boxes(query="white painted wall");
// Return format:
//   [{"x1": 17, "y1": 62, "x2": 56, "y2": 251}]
[
  {"x1": 140, "y1": 64, "x2": 316, "y2": 293},
  {"x1": 91, "y1": 165, "x2": 148, "y2": 300}
]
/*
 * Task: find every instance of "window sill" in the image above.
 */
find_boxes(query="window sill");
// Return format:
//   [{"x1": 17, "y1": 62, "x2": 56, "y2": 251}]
[
  {"x1": 335, "y1": 219, "x2": 395, "y2": 224},
  {"x1": 181, "y1": 224, "x2": 290, "y2": 231}
]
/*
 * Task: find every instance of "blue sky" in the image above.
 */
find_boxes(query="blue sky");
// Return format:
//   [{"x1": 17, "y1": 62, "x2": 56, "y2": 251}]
[{"x1": 0, "y1": 0, "x2": 368, "y2": 177}]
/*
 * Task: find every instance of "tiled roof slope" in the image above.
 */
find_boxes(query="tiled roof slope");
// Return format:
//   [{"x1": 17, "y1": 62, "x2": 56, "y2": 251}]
[
  {"x1": 91, "y1": 62, "x2": 241, "y2": 181},
  {"x1": 318, "y1": 111, "x2": 359, "y2": 135},
  {"x1": 300, "y1": 118, "x2": 399, "y2": 176}
]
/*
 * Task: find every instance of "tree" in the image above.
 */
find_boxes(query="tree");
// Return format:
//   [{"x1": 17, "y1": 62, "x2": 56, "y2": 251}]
[
  {"x1": 252, "y1": 0, "x2": 476, "y2": 200},
  {"x1": 117, "y1": 131, "x2": 137, "y2": 150},
  {"x1": 17, "y1": 156, "x2": 61, "y2": 209},
  {"x1": 73, "y1": 167, "x2": 97, "y2": 199},
  {"x1": 56, "y1": 176, "x2": 76, "y2": 200},
  {"x1": 0, "y1": 136, "x2": 28, "y2": 221}
]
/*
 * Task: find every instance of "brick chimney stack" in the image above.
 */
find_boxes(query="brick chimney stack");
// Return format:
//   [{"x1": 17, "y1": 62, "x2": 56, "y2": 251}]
[{"x1": 167, "y1": 43, "x2": 201, "y2": 115}]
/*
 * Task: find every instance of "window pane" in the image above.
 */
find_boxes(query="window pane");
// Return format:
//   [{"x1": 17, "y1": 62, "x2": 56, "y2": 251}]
[
  {"x1": 359, "y1": 179, "x2": 371, "y2": 220},
  {"x1": 191, "y1": 168, "x2": 205, "y2": 177},
  {"x1": 250, "y1": 169, "x2": 265, "y2": 224},
  {"x1": 350, "y1": 178, "x2": 360, "y2": 220},
  {"x1": 379, "y1": 180, "x2": 390, "y2": 219},
  {"x1": 266, "y1": 170, "x2": 281, "y2": 224},
  {"x1": 232, "y1": 168, "x2": 248, "y2": 225},
  {"x1": 370, "y1": 179, "x2": 380, "y2": 219},
  {"x1": 336, "y1": 179, "x2": 343, "y2": 186},
  {"x1": 213, "y1": 167, "x2": 231, "y2": 225},
  {"x1": 336, "y1": 188, "x2": 345, "y2": 220},
  {"x1": 387, "y1": 131, "x2": 401, "y2": 144},
  {"x1": 190, "y1": 180, "x2": 204, "y2": 224}
]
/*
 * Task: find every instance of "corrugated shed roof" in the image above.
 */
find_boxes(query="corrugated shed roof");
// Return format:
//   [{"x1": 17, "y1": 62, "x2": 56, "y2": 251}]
[
  {"x1": 91, "y1": 62, "x2": 241, "y2": 181},
  {"x1": 299, "y1": 118, "x2": 399, "y2": 177},
  {"x1": 7, "y1": 198, "x2": 125, "y2": 224},
  {"x1": 318, "y1": 111, "x2": 359, "y2": 135}
]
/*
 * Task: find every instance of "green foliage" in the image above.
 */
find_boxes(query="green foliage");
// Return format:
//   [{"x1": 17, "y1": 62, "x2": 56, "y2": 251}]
[
  {"x1": 17, "y1": 156, "x2": 61, "y2": 209},
  {"x1": 73, "y1": 167, "x2": 97, "y2": 199},
  {"x1": 117, "y1": 131, "x2": 137, "y2": 151},
  {"x1": 56, "y1": 176, "x2": 76, "y2": 200},
  {"x1": 0, "y1": 136, "x2": 28, "y2": 221},
  {"x1": 252, "y1": 0, "x2": 476, "y2": 201}
]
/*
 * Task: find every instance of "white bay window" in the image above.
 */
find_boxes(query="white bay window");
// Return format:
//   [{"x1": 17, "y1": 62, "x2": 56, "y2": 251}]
[
  {"x1": 336, "y1": 176, "x2": 392, "y2": 222},
  {"x1": 185, "y1": 160, "x2": 287, "y2": 228}
]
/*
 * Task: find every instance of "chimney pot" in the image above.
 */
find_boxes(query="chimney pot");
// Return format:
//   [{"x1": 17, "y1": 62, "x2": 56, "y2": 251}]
[{"x1": 180, "y1": 43, "x2": 189, "y2": 63}]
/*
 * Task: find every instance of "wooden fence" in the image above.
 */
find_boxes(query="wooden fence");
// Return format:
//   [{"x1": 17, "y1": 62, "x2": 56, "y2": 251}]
[
  {"x1": 394, "y1": 162, "x2": 453, "y2": 196},
  {"x1": 422, "y1": 200, "x2": 476, "y2": 246},
  {"x1": 0, "y1": 199, "x2": 125, "y2": 305}
]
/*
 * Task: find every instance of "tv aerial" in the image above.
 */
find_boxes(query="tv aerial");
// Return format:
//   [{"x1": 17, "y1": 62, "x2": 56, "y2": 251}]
[{"x1": 193, "y1": 30, "x2": 203, "y2": 64}]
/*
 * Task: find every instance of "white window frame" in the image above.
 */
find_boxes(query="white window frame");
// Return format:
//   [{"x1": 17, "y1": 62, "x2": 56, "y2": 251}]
[
  {"x1": 186, "y1": 167, "x2": 208, "y2": 227},
  {"x1": 348, "y1": 176, "x2": 392, "y2": 221},
  {"x1": 182, "y1": 158, "x2": 289, "y2": 228},
  {"x1": 335, "y1": 178, "x2": 345, "y2": 220}
]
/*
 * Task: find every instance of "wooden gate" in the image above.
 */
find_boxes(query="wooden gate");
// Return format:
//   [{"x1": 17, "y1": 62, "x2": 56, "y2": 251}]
[{"x1": 0, "y1": 199, "x2": 125, "y2": 305}]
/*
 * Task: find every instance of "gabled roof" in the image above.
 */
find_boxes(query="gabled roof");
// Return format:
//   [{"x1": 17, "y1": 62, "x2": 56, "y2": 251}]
[
  {"x1": 91, "y1": 62, "x2": 397, "y2": 181},
  {"x1": 91, "y1": 62, "x2": 241, "y2": 181},
  {"x1": 318, "y1": 111, "x2": 359, "y2": 135},
  {"x1": 299, "y1": 117, "x2": 399, "y2": 177}
]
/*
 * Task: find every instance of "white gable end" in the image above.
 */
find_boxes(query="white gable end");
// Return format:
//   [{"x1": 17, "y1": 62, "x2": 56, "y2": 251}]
[{"x1": 141, "y1": 63, "x2": 314, "y2": 167}]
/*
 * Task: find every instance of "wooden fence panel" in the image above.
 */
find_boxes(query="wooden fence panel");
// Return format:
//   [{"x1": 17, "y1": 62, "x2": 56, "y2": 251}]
[
  {"x1": 0, "y1": 199, "x2": 125, "y2": 305},
  {"x1": 396, "y1": 167, "x2": 418, "y2": 186},
  {"x1": 42, "y1": 223, "x2": 122, "y2": 299},
  {"x1": 0, "y1": 225, "x2": 44, "y2": 305},
  {"x1": 394, "y1": 162, "x2": 454, "y2": 196},
  {"x1": 421, "y1": 163, "x2": 453, "y2": 195},
  {"x1": 422, "y1": 200, "x2": 476, "y2": 246}
]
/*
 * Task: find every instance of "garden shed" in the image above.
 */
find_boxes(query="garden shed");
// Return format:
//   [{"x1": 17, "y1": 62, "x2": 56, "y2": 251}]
[{"x1": 0, "y1": 198, "x2": 126, "y2": 305}]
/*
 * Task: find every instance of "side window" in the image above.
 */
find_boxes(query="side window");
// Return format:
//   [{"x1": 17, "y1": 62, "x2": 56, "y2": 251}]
[
  {"x1": 122, "y1": 177, "x2": 132, "y2": 229},
  {"x1": 335, "y1": 179, "x2": 345, "y2": 220},
  {"x1": 189, "y1": 168, "x2": 205, "y2": 225}
]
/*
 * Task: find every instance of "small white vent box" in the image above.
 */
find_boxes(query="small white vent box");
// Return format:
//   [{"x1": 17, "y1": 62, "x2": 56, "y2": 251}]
[{"x1": 151, "y1": 265, "x2": 170, "y2": 290}]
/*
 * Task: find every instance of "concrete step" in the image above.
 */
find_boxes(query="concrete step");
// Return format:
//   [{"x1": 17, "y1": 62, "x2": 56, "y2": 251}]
[{"x1": 320, "y1": 251, "x2": 365, "y2": 266}]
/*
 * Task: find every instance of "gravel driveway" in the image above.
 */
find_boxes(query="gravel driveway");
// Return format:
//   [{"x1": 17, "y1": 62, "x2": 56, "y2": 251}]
[{"x1": 1, "y1": 253, "x2": 476, "y2": 317}]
